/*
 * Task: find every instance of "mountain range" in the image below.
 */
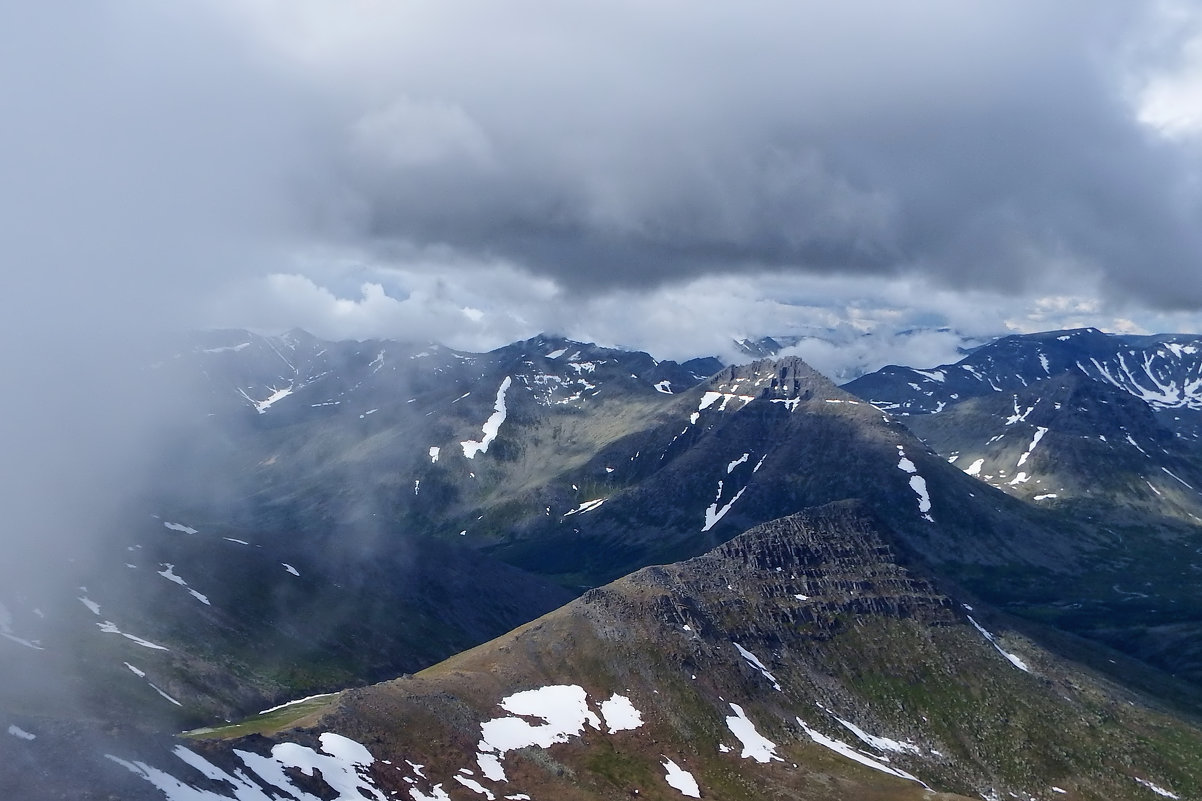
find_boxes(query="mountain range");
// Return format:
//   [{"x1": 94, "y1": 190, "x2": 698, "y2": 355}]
[{"x1": 4, "y1": 326, "x2": 1202, "y2": 800}]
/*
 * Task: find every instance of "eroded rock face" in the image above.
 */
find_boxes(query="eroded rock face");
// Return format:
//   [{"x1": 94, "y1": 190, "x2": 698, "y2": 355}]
[
  {"x1": 713, "y1": 505, "x2": 957, "y2": 624},
  {"x1": 583, "y1": 501, "x2": 958, "y2": 650},
  {"x1": 710, "y1": 356, "x2": 841, "y2": 402}
]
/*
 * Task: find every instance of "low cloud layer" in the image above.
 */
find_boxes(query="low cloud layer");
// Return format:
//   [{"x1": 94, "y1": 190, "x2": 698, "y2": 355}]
[{"x1": 209, "y1": 255, "x2": 1202, "y2": 382}]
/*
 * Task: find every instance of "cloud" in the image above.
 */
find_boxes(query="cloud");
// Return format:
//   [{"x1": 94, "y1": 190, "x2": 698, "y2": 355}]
[
  {"x1": 8, "y1": 1, "x2": 1202, "y2": 442},
  {"x1": 216, "y1": 250, "x2": 1202, "y2": 381},
  {"x1": 192, "y1": 1, "x2": 1202, "y2": 312},
  {"x1": 350, "y1": 97, "x2": 494, "y2": 170},
  {"x1": 9, "y1": 1, "x2": 1194, "y2": 363},
  {"x1": 0, "y1": 3, "x2": 307, "y2": 586}
]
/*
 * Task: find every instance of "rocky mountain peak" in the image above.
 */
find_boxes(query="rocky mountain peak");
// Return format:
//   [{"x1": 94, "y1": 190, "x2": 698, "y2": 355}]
[{"x1": 709, "y1": 355, "x2": 842, "y2": 402}]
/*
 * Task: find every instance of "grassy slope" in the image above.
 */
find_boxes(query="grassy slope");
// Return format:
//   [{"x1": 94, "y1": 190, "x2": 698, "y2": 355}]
[{"x1": 191, "y1": 505, "x2": 1202, "y2": 801}]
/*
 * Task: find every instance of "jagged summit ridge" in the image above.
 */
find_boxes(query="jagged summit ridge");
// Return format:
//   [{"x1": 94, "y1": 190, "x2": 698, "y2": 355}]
[
  {"x1": 614, "y1": 502, "x2": 959, "y2": 641},
  {"x1": 709, "y1": 355, "x2": 844, "y2": 402}
]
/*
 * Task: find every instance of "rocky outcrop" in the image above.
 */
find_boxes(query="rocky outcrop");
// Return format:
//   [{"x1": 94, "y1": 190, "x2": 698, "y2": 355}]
[{"x1": 596, "y1": 502, "x2": 958, "y2": 644}]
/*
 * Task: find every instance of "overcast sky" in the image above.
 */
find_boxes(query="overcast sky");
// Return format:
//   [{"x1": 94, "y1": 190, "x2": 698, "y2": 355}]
[{"x1": 6, "y1": 1, "x2": 1202, "y2": 377}]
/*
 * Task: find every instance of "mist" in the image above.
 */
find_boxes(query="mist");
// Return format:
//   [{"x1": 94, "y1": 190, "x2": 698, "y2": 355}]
[
  {"x1": 1, "y1": 3, "x2": 292, "y2": 570},
  {"x1": 0, "y1": 10, "x2": 311, "y2": 779}
]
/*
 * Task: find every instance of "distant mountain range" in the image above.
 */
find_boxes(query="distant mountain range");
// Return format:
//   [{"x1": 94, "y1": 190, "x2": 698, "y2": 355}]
[
  {"x1": 5, "y1": 327, "x2": 1202, "y2": 800},
  {"x1": 845, "y1": 327, "x2": 1202, "y2": 688}
]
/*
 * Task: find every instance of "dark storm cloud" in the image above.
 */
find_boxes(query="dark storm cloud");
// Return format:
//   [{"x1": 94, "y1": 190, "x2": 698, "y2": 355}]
[{"x1": 274, "y1": 1, "x2": 1202, "y2": 307}]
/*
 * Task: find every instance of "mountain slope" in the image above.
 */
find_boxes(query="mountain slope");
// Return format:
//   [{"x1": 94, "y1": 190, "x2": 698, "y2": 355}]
[
  {"x1": 143, "y1": 334, "x2": 1072, "y2": 591},
  {"x1": 12, "y1": 328, "x2": 1202, "y2": 799},
  {"x1": 18, "y1": 337, "x2": 1115, "y2": 741},
  {"x1": 843, "y1": 328, "x2": 1202, "y2": 685},
  {"x1": 111, "y1": 503, "x2": 1202, "y2": 801}
]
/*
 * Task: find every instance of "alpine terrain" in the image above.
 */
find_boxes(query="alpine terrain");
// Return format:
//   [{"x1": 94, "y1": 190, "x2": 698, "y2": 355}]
[
  {"x1": 845, "y1": 328, "x2": 1202, "y2": 686},
  {"x1": 3, "y1": 328, "x2": 1202, "y2": 801}
]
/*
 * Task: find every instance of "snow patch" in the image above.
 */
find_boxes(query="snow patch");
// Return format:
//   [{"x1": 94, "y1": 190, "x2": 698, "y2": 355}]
[
  {"x1": 599, "y1": 693, "x2": 643, "y2": 733},
  {"x1": 966, "y1": 615, "x2": 1030, "y2": 672},
  {"x1": 1120, "y1": 432, "x2": 1149, "y2": 452},
  {"x1": 734, "y1": 643, "x2": 782, "y2": 691},
  {"x1": 797, "y1": 718, "x2": 926, "y2": 786},
  {"x1": 477, "y1": 753, "x2": 506, "y2": 782},
  {"x1": 240, "y1": 384, "x2": 294, "y2": 414},
  {"x1": 158, "y1": 564, "x2": 211, "y2": 605},
  {"x1": 696, "y1": 391, "x2": 755, "y2": 418},
  {"x1": 725, "y1": 703, "x2": 780, "y2": 763},
  {"x1": 1161, "y1": 467, "x2": 1194, "y2": 489},
  {"x1": 1004, "y1": 396, "x2": 1035, "y2": 426},
  {"x1": 110, "y1": 732, "x2": 388, "y2": 801},
  {"x1": 0, "y1": 603, "x2": 42, "y2": 650},
  {"x1": 897, "y1": 446, "x2": 933, "y2": 519},
  {"x1": 150, "y1": 684, "x2": 182, "y2": 706},
  {"x1": 202, "y1": 342, "x2": 251, "y2": 354},
  {"x1": 461, "y1": 377, "x2": 512, "y2": 459},
  {"x1": 258, "y1": 692, "x2": 338, "y2": 716},
  {"x1": 911, "y1": 368, "x2": 946, "y2": 383},
  {"x1": 1016, "y1": 426, "x2": 1048, "y2": 468},
  {"x1": 563, "y1": 498, "x2": 606, "y2": 517},
  {"x1": 163, "y1": 522, "x2": 198, "y2": 534},
  {"x1": 453, "y1": 775, "x2": 495, "y2": 799},
  {"x1": 1134, "y1": 778, "x2": 1180, "y2": 799},
  {"x1": 662, "y1": 757, "x2": 701, "y2": 798},
  {"x1": 823, "y1": 708, "x2": 920, "y2": 755},
  {"x1": 703, "y1": 483, "x2": 747, "y2": 532},
  {"x1": 909, "y1": 476, "x2": 932, "y2": 515},
  {"x1": 97, "y1": 621, "x2": 168, "y2": 650},
  {"x1": 476, "y1": 685, "x2": 602, "y2": 781},
  {"x1": 8, "y1": 725, "x2": 35, "y2": 741},
  {"x1": 6, "y1": 721, "x2": 34, "y2": 740}
]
